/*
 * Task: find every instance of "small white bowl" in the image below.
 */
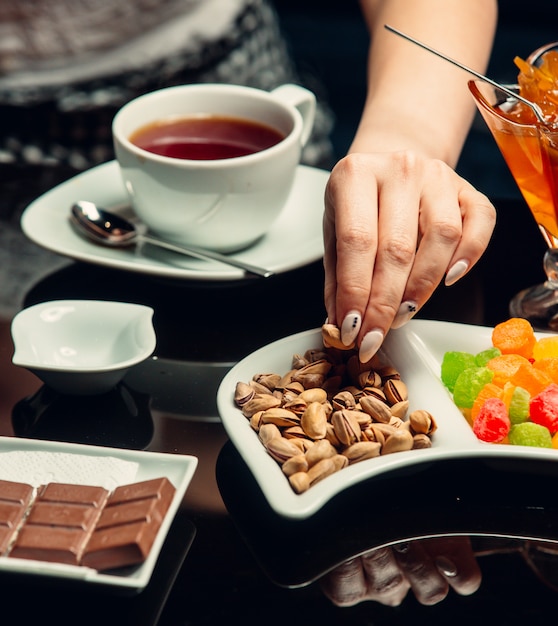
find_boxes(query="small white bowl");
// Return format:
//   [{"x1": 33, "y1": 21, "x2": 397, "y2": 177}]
[{"x1": 11, "y1": 300, "x2": 156, "y2": 395}]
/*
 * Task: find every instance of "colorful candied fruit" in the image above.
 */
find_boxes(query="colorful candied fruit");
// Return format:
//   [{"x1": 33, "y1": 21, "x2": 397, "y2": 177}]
[
  {"x1": 491, "y1": 317, "x2": 536, "y2": 359},
  {"x1": 507, "y1": 386, "x2": 531, "y2": 424},
  {"x1": 510, "y1": 362, "x2": 553, "y2": 397},
  {"x1": 471, "y1": 383, "x2": 503, "y2": 422},
  {"x1": 442, "y1": 317, "x2": 558, "y2": 449},
  {"x1": 440, "y1": 351, "x2": 477, "y2": 392},
  {"x1": 486, "y1": 353, "x2": 531, "y2": 387},
  {"x1": 473, "y1": 397, "x2": 510, "y2": 443},
  {"x1": 453, "y1": 367, "x2": 494, "y2": 409},
  {"x1": 508, "y1": 422, "x2": 552, "y2": 448},
  {"x1": 529, "y1": 383, "x2": 558, "y2": 433},
  {"x1": 533, "y1": 336, "x2": 558, "y2": 360},
  {"x1": 533, "y1": 357, "x2": 558, "y2": 383}
]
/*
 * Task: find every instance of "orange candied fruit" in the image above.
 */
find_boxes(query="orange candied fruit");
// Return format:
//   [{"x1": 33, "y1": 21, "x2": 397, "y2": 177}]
[
  {"x1": 533, "y1": 335, "x2": 558, "y2": 360},
  {"x1": 533, "y1": 356, "x2": 558, "y2": 384},
  {"x1": 471, "y1": 383, "x2": 503, "y2": 422},
  {"x1": 491, "y1": 317, "x2": 536, "y2": 360},
  {"x1": 486, "y1": 353, "x2": 531, "y2": 388},
  {"x1": 510, "y1": 361, "x2": 553, "y2": 397}
]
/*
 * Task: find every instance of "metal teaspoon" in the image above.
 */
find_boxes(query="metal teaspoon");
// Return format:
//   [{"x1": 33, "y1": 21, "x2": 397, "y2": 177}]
[
  {"x1": 384, "y1": 24, "x2": 548, "y2": 126},
  {"x1": 70, "y1": 201, "x2": 274, "y2": 278}
]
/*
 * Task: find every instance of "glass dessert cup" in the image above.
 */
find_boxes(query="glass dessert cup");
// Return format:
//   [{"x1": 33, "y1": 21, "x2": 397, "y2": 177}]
[{"x1": 469, "y1": 76, "x2": 558, "y2": 329}]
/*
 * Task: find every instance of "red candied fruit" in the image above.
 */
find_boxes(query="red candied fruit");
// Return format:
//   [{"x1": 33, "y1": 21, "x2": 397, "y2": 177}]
[
  {"x1": 529, "y1": 383, "x2": 558, "y2": 433},
  {"x1": 472, "y1": 397, "x2": 511, "y2": 443}
]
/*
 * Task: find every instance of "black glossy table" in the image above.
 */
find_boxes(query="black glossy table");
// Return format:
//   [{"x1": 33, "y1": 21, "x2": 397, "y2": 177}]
[{"x1": 1, "y1": 163, "x2": 557, "y2": 625}]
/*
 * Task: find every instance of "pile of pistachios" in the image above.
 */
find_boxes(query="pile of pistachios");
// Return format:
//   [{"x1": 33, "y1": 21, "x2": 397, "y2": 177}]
[{"x1": 234, "y1": 324, "x2": 437, "y2": 494}]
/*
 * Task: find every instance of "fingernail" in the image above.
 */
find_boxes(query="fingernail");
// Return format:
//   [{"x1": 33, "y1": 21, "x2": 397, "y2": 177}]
[
  {"x1": 445, "y1": 259, "x2": 469, "y2": 286},
  {"x1": 341, "y1": 311, "x2": 361, "y2": 345},
  {"x1": 434, "y1": 556, "x2": 458, "y2": 578},
  {"x1": 393, "y1": 541, "x2": 410, "y2": 554},
  {"x1": 359, "y1": 329, "x2": 384, "y2": 363},
  {"x1": 391, "y1": 301, "x2": 418, "y2": 329}
]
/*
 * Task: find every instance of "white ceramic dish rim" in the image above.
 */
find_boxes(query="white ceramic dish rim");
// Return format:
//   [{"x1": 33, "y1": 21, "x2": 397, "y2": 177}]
[
  {"x1": 0, "y1": 436, "x2": 197, "y2": 589},
  {"x1": 216, "y1": 320, "x2": 558, "y2": 520},
  {"x1": 11, "y1": 299, "x2": 156, "y2": 373},
  {"x1": 20, "y1": 160, "x2": 327, "y2": 281}
]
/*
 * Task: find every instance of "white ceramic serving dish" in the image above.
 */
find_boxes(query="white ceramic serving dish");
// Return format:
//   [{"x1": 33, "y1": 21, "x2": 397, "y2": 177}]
[
  {"x1": 217, "y1": 320, "x2": 558, "y2": 520},
  {"x1": 11, "y1": 299, "x2": 156, "y2": 395},
  {"x1": 0, "y1": 436, "x2": 197, "y2": 590}
]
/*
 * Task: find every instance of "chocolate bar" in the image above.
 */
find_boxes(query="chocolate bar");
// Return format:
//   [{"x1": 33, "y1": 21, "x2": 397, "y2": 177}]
[
  {"x1": 0, "y1": 477, "x2": 175, "y2": 571},
  {"x1": 10, "y1": 483, "x2": 109, "y2": 565},
  {"x1": 0, "y1": 480, "x2": 34, "y2": 555},
  {"x1": 82, "y1": 477, "x2": 175, "y2": 571}
]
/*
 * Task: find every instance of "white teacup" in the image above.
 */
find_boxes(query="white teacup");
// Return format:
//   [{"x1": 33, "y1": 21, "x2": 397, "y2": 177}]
[{"x1": 112, "y1": 83, "x2": 316, "y2": 253}]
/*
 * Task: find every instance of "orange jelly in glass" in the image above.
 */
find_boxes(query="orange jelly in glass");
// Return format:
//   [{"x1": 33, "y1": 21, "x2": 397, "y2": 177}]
[{"x1": 469, "y1": 49, "x2": 558, "y2": 247}]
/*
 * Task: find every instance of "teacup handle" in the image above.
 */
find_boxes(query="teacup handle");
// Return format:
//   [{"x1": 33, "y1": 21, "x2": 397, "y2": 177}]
[{"x1": 271, "y1": 84, "x2": 316, "y2": 147}]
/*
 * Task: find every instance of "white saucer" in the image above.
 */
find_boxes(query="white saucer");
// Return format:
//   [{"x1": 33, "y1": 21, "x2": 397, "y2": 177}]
[{"x1": 21, "y1": 161, "x2": 328, "y2": 281}]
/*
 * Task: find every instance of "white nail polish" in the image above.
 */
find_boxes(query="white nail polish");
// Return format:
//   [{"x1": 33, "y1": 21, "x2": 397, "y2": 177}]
[
  {"x1": 392, "y1": 301, "x2": 418, "y2": 329},
  {"x1": 435, "y1": 556, "x2": 458, "y2": 578},
  {"x1": 359, "y1": 329, "x2": 384, "y2": 363},
  {"x1": 341, "y1": 311, "x2": 361, "y2": 345},
  {"x1": 445, "y1": 259, "x2": 469, "y2": 286}
]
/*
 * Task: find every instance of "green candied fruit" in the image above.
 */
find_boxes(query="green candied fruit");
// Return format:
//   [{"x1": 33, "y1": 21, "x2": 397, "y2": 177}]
[
  {"x1": 508, "y1": 386, "x2": 531, "y2": 424},
  {"x1": 508, "y1": 422, "x2": 552, "y2": 448},
  {"x1": 475, "y1": 347, "x2": 501, "y2": 367},
  {"x1": 452, "y1": 366, "x2": 494, "y2": 409},
  {"x1": 441, "y1": 351, "x2": 477, "y2": 392}
]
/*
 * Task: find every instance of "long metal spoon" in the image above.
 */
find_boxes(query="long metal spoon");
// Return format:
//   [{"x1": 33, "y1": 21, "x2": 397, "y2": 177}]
[
  {"x1": 70, "y1": 201, "x2": 274, "y2": 278},
  {"x1": 384, "y1": 24, "x2": 547, "y2": 126}
]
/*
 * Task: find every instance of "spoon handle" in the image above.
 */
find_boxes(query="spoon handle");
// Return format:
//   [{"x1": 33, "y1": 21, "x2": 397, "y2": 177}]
[{"x1": 140, "y1": 234, "x2": 274, "y2": 278}]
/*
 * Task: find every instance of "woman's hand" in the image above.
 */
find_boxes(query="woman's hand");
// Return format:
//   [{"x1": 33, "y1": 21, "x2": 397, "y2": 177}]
[
  {"x1": 323, "y1": 150, "x2": 496, "y2": 362},
  {"x1": 319, "y1": 536, "x2": 482, "y2": 607}
]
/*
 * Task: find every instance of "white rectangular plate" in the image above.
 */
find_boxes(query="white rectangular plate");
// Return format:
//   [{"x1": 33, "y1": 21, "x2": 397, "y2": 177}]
[
  {"x1": 217, "y1": 320, "x2": 558, "y2": 519},
  {"x1": 0, "y1": 436, "x2": 197, "y2": 590}
]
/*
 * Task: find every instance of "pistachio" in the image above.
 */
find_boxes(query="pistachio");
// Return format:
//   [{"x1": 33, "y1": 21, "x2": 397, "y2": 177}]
[
  {"x1": 361, "y1": 387, "x2": 388, "y2": 403},
  {"x1": 359, "y1": 395, "x2": 392, "y2": 423},
  {"x1": 331, "y1": 409, "x2": 361, "y2": 446},
  {"x1": 299, "y1": 387, "x2": 328, "y2": 404},
  {"x1": 305, "y1": 438, "x2": 338, "y2": 467},
  {"x1": 412, "y1": 433, "x2": 432, "y2": 449},
  {"x1": 289, "y1": 471, "x2": 310, "y2": 493},
  {"x1": 409, "y1": 409, "x2": 437, "y2": 435},
  {"x1": 343, "y1": 441, "x2": 382, "y2": 464},
  {"x1": 331, "y1": 454, "x2": 350, "y2": 472},
  {"x1": 300, "y1": 401, "x2": 328, "y2": 439},
  {"x1": 291, "y1": 354, "x2": 309, "y2": 369},
  {"x1": 322, "y1": 323, "x2": 355, "y2": 350},
  {"x1": 261, "y1": 407, "x2": 300, "y2": 428},
  {"x1": 383, "y1": 379, "x2": 408, "y2": 405},
  {"x1": 234, "y1": 381, "x2": 255, "y2": 406},
  {"x1": 307, "y1": 457, "x2": 338, "y2": 485},
  {"x1": 249, "y1": 410, "x2": 264, "y2": 431},
  {"x1": 282, "y1": 397, "x2": 308, "y2": 416},
  {"x1": 249, "y1": 380, "x2": 275, "y2": 395},
  {"x1": 292, "y1": 360, "x2": 332, "y2": 389},
  {"x1": 332, "y1": 390, "x2": 357, "y2": 411},
  {"x1": 282, "y1": 425, "x2": 310, "y2": 441},
  {"x1": 266, "y1": 437, "x2": 301, "y2": 463},
  {"x1": 282, "y1": 454, "x2": 309, "y2": 476},
  {"x1": 325, "y1": 422, "x2": 342, "y2": 448},
  {"x1": 241, "y1": 393, "x2": 281, "y2": 418},
  {"x1": 381, "y1": 429, "x2": 414, "y2": 455},
  {"x1": 357, "y1": 370, "x2": 382, "y2": 389},
  {"x1": 390, "y1": 400, "x2": 410, "y2": 419},
  {"x1": 252, "y1": 373, "x2": 282, "y2": 391},
  {"x1": 378, "y1": 365, "x2": 401, "y2": 383},
  {"x1": 258, "y1": 423, "x2": 281, "y2": 446}
]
